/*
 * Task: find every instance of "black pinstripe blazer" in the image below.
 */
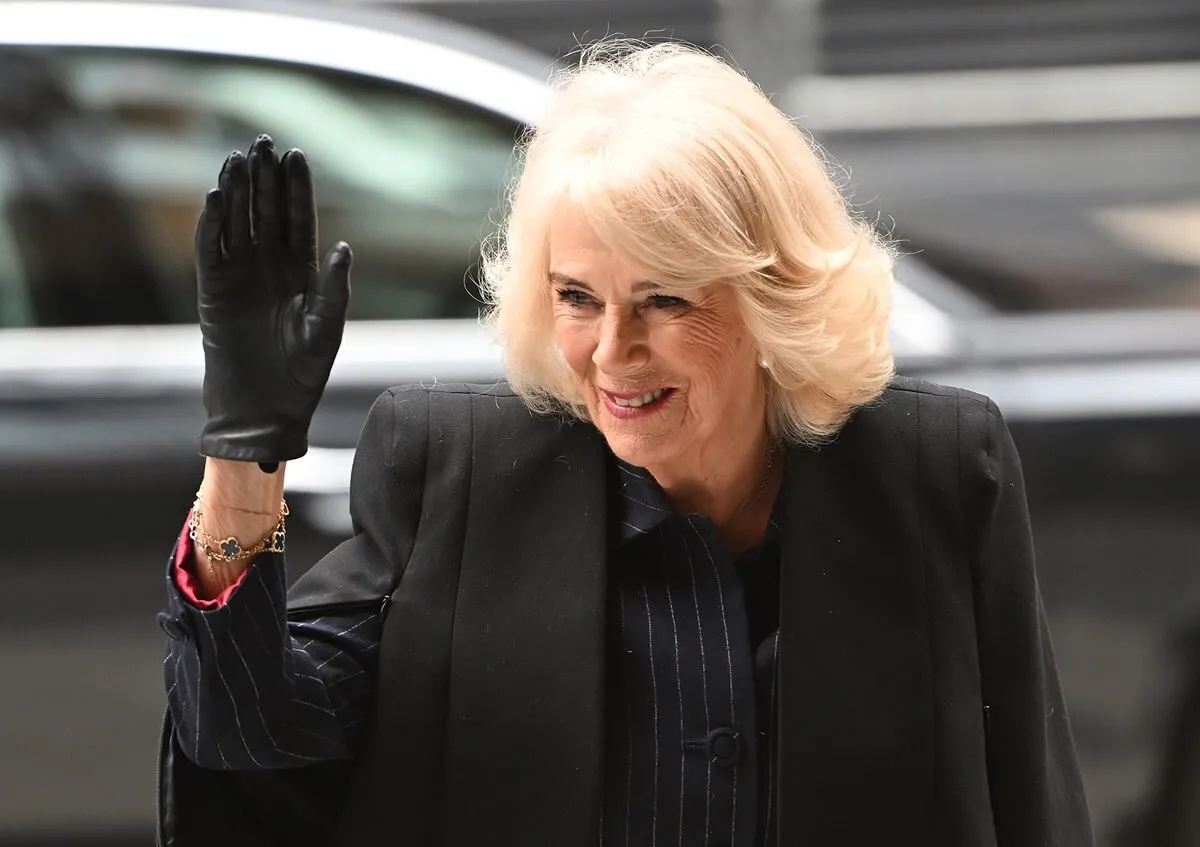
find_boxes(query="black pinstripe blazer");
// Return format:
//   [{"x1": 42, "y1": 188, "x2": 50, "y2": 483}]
[{"x1": 158, "y1": 377, "x2": 1093, "y2": 847}]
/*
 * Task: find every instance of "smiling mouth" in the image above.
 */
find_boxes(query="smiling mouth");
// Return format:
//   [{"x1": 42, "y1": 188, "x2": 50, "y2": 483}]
[{"x1": 610, "y1": 388, "x2": 670, "y2": 408}]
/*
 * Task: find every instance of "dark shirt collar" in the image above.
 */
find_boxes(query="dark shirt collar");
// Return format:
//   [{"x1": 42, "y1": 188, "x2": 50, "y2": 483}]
[
  {"x1": 612, "y1": 456, "x2": 785, "y2": 549},
  {"x1": 613, "y1": 459, "x2": 675, "y2": 543}
]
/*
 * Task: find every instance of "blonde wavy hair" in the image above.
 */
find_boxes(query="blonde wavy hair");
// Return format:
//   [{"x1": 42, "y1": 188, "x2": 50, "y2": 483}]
[{"x1": 481, "y1": 40, "x2": 895, "y2": 444}]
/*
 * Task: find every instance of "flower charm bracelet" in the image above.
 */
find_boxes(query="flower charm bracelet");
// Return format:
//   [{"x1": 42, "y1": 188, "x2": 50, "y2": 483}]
[{"x1": 189, "y1": 492, "x2": 288, "y2": 565}]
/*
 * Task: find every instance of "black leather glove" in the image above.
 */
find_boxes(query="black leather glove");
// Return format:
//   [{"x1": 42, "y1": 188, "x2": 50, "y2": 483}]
[{"x1": 195, "y1": 134, "x2": 352, "y2": 465}]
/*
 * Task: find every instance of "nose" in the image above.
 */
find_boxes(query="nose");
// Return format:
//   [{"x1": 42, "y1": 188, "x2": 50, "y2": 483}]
[{"x1": 592, "y1": 304, "x2": 648, "y2": 373}]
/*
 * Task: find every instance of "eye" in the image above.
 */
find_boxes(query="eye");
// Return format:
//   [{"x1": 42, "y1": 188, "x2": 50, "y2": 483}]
[
  {"x1": 555, "y1": 287, "x2": 596, "y2": 308},
  {"x1": 646, "y1": 294, "x2": 691, "y2": 310}
]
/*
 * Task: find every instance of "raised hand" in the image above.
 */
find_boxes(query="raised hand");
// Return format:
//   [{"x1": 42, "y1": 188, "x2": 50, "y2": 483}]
[{"x1": 195, "y1": 134, "x2": 352, "y2": 464}]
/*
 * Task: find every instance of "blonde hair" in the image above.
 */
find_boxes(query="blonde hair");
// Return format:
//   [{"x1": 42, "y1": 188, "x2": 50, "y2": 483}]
[{"x1": 481, "y1": 40, "x2": 895, "y2": 444}]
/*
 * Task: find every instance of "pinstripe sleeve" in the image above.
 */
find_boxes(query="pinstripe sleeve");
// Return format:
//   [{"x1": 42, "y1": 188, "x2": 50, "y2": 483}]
[{"x1": 159, "y1": 544, "x2": 384, "y2": 771}]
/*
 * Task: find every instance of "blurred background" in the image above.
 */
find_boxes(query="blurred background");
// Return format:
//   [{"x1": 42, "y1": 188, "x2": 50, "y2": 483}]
[{"x1": 1, "y1": 0, "x2": 1199, "y2": 844}]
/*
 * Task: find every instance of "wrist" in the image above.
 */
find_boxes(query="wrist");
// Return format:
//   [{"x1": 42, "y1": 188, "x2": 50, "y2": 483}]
[
  {"x1": 190, "y1": 494, "x2": 286, "y2": 565},
  {"x1": 200, "y1": 456, "x2": 286, "y2": 513}
]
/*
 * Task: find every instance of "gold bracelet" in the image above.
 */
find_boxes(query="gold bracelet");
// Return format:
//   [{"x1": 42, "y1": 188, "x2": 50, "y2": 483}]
[
  {"x1": 189, "y1": 495, "x2": 288, "y2": 566},
  {"x1": 193, "y1": 490, "x2": 280, "y2": 517}
]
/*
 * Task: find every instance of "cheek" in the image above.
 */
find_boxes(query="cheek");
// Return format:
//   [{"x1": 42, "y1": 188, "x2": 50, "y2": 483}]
[
  {"x1": 666, "y1": 318, "x2": 749, "y2": 385},
  {"x1": 553, "y1": 317, "x2": 595, "y2": 377}
]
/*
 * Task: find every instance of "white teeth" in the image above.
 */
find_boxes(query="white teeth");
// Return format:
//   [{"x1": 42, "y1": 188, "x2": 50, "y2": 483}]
[{"x1": 613, "y1": 388, "x2": 666, "y2": 408}]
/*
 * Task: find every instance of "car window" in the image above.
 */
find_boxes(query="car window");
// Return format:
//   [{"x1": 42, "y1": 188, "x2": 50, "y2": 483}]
[{"x1": 0, "y1": 45, "x2": 521, "y2": 328}]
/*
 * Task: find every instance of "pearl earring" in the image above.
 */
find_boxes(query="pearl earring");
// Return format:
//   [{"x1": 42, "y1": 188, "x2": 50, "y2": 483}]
[{"x1": 758, "y1": 355, "x2": 772, "y2": 369}]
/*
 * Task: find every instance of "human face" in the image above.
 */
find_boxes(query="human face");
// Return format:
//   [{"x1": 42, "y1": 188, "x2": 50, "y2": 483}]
[{"x1": 548, "y1": 206, "x2": 768, "y2": 478}]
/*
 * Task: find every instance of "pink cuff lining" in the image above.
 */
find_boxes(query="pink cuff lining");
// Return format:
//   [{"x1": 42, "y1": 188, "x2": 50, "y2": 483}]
[{"x1": 173, "y1": 508, "x2": 250, "y2": 609}]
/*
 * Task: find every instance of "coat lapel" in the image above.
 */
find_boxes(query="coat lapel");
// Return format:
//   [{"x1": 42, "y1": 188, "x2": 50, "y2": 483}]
[
  {"x1": 440, "y1": 397, "x2": 609, "y2": 847},
  {"x1": 775, "y1": 397, "x2": 936, "y2": 844}
]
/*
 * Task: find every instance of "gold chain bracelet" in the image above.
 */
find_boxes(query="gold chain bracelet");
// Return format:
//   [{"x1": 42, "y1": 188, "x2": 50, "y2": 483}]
[{"x1": 189, "y1": 492, "x2": 288, "y2": 565}]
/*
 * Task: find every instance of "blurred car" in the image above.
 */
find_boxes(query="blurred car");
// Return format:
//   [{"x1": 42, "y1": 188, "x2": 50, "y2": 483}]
[{"x1": 1, "y1": 0, "x2": 1199, "y2": 844}]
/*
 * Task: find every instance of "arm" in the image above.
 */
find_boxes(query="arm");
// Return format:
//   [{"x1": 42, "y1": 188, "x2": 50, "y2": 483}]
[
  {"x1": 161, "y1": 529, "x2": 384, "y2": 770},
  {"x1": 963, "y1": 398, "x2": 1094, "y2": 847},
  {"x1": 159, "y1": 133, "x2": 370, "y2": 843},
  {"x1": 159, "y1": 386, "x2": 430, "y2": 845},
  {"x1": 160, "y1": 381, "x2": 424, "y2": 770}
]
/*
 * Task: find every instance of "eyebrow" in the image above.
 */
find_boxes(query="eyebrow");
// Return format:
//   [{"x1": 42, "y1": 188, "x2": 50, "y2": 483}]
[{"x1": 549, "y1": 272, "x2": 660, "y2": 293}]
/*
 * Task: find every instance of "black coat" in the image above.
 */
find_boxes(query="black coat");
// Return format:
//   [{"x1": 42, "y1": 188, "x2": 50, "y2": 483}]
[{"x1": 158, "y1": 377, "x2": 1093, "y2": 847}]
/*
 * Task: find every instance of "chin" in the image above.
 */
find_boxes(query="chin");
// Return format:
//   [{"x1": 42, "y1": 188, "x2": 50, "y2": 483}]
[
  {"x1": 586, "y1": 393, "x2": 683, "y2": 469},
  {"x1": 602, "y1": 434, "x2": 645, "y2": 464},
  {"x1": 595, "y1": 424, "x2": 673, "y2": 470}
]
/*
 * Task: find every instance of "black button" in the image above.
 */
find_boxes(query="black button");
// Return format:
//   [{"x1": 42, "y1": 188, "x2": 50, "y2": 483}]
[{"x1": 706, "y1": 727, "x2": 742, "y2": 766}]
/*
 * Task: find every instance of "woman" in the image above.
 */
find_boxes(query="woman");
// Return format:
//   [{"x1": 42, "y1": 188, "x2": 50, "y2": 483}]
[{"x1": 158, "y1": 42, "x2": 1093, "y2": 847}]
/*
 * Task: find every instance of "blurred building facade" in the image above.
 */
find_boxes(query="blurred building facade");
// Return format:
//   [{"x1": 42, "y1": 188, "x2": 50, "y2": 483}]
[{"x1": 387, "y1": 0, "x2": 1200, "y2": 72}]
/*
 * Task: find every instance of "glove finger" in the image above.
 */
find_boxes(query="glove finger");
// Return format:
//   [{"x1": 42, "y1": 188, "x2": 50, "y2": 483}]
[
  {"x1": 218, "y1": 151, "x2": 251, "y2": 254},
  {"x1": 248, "y1": 134, "x2": 283, "y2": 245},
  {"x1": 306, "y1": 242, "x2": 353, "y2": 322},
  {"x1": 194, "y1": 188, "x2": 226, "y2": 281},
  {"x1": 281, "y1": 149, "x2": 318, "y2": 266}
]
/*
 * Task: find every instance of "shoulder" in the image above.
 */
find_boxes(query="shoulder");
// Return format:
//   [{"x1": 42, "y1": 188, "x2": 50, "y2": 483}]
[
  {"x1": 875, "y1": 374, "x2": 995, "y2": 419},
  {"x1": 378, "y1": 380, "x2": 523, "y2": 409},
  {"x1": 833, "y1": 376, "x2": 1011, "y2": 487},
  {"x1": 851, "y1": 375, "x2": 1003, "y2": 447},
  {"x1": 371, "y1": 380, "x2": 585, "y2": 452}
]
